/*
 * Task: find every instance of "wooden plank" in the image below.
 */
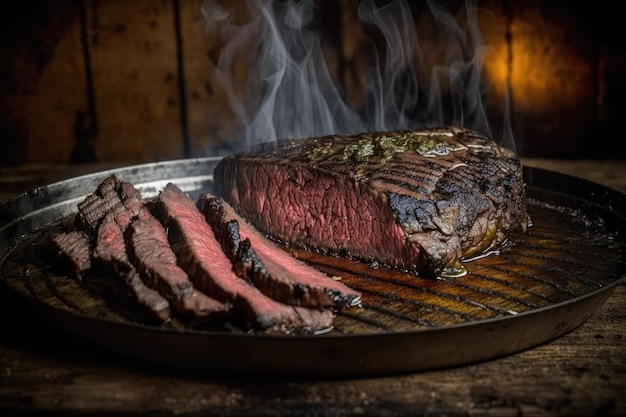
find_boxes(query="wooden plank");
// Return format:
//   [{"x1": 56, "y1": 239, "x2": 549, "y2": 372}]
[
  {"x1": 87, "y1": 0, "x2": 182, "y2": 163},
  {"x1": 0, "y1": 0, "x2": 87, "y2": 165},
  {"x1": 507, "y1": 3, "x2": 597, "y2": 158},
  {"x1": 479, "y1": 0, "x2": 602, "y2": 157},
  {"x1": 180, "y1": 0, "x2": 247, "y2": 157},
  {"x1": 180, "y1": 0, "x2": 216, "y2": 157},
  {"x1": 1, "y1": 1, "x2": 624, "y2": 166}
]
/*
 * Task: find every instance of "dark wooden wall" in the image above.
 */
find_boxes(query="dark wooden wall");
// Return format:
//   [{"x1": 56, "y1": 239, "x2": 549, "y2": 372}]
[{"x1": 1, "y1": 0, "x2": 624, "y2": 166}]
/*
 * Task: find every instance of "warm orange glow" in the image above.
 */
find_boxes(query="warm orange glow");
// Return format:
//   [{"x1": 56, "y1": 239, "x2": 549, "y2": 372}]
[
  {"x1": 483, "y1": 16, "x2": 594, "y2": 114},
  {"x1": 484, "y1": 42, "x2": 509, "y2": 98}
]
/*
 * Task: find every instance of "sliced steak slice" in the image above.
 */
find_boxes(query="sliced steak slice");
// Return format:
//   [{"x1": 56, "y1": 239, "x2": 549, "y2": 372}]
[
  {"x1": 213, "y1": 126, "x2": 530, "y2": 278},
  {"x1": 155, "y1": 183, "x2": 334, "y2": 333},
  {"x1": 126, "y1": 213, "x2": 230, "y2": 322},
  {"x1": 75, "y1": 175, "x2": 122, "y2": 234},
  {"x1": 124, "y1": 272, "x2": 171, "y2": 322},
  {"x1": 75, "y1": 174, "x2": 144, "y2": 235},
  {"x1": 77, "y1": 175, "x2": 173, "y2": 322},
  {"x1": 197, "y1": 194, "x2": 361, "y2": 309},
  {"x1": 117, "y1": 180, "x2": 145, "y2": 223},
  {"x1": 49, "y1": 230, "x2": 92, "y2": 279},
  {"x1": 93, "y1": 213, "x2": 171, "y2": 322},
  {"x1": 78, "y1": 175, "x2": 228, "y2": 324}
]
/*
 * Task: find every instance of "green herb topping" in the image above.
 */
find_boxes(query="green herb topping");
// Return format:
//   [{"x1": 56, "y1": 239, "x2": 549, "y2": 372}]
[{"x1": 306, "y1": 132, "x2": 458, "y2": 163}]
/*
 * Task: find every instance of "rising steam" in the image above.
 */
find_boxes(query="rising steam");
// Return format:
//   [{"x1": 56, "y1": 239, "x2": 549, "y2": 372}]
[{"x1": 201, "y1": 0, "x2": 502, "y2": 152}]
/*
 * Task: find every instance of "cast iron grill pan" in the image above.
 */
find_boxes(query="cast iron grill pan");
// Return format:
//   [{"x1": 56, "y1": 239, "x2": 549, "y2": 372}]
[{"x1": 0, "y1": 158, "x2": 624, "y2": 377}]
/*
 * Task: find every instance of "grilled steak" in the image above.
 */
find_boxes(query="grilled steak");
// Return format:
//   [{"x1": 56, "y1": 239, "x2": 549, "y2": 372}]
[
  {"x1": 93, "y1": 212, "x2": 172, "y2": 322},
  {"x1": 50, "y1": 230, "x2": 92, "y2": 279},
  {"x1": 213, "y1": 126, "x2": 530, "y2": 278},
  {"x1": 75, "y1": 174, "x2": 143, "y2": 235},
  {"x1": 47, "y1": 174, "x2": 171, "y2": 322},
  {"x1": 80, "y1": 175, "x2": 227, "y2": 324},
  {"x1": 126, "y1": 213, "x2": 230, "y2": 322},
  {"x1": 197, "y1": 194, "x2": 362, "y2": 309},
  {"x1": 154, "y1": 183, "x2": 334, "y2": 333},
  {"x1": 76, "y1": 176, "x2": 175, "y2": 322}
]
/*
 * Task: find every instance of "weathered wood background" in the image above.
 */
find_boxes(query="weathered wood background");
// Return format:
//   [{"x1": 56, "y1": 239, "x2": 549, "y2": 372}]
[{"x1": 1, "y1": 0, "x2": 623, "y2": 166}]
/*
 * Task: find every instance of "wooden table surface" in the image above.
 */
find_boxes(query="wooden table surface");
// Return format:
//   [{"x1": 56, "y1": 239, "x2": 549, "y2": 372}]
[{"x1": 1, "y1": 159, "x2": 625, "y2": 417}]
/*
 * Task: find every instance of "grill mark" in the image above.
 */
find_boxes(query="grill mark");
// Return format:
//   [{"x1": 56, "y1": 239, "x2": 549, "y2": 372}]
[
  {"x1": 19, "y1": 238, "x2": 87, "y2": 314},
  {"x1": 434, "y1": 276, "x2": 539, "y2": 311},
  {"x1": 466, "y1": 272, "x2": 554, "y2": 304},
  {"x1": 360, "y1": 303, "x2": 439, "y2": 328},
  {"x1": 348, "y1": 284, "x2": 478, "y2": 323},
  {"x1": 372, "y1": 172, "x2": 432, "y2": 196},
  {"x1": 443, "y1": 165, "x2": 482, "y2": 185},
  {"x1": 0, "y1": 231, "x2": 56, "y2": 307},
  {"x1": 383, "y1": 161, "x2": 449, "y2": 180},
  {"x1": 374, "y1": 159, "x2": 490, "y2": 196},
  {"x1": 479, "y1": 261, "x2": 580, "y2": 297},
  {"x1": 372, "y1": 177, "x2": 432, "y2": 198},
  {"x1": 501, "y1": 245, "x2": 609, "y2": 288},
  {"x1": 316, "y1": 157, "x2": 449, "y2": 182},
  {"x1": 356, "y1": 267, "x2": 524, "y2": 317},
  {"x1": 314, "y1": 262, "x2": 494, "y2": 320},
  {"x1": 376, "y1": 164, "x2": 441, "y2": 182},
  {"x1": 313, "y1": 152, "x2": 498, "y2": 201},
  {"x1": 332, "y1": 309, "x2": 392, "y2": 332},
  {"x1": 41, "y1": 266, "x2": 86, "y2": 314},
  {"x1": 335, "y1": 302, "x2": 438, "y2": 332},
  {"x1": 506, "y1": 241, "x2": 622, "y2": 271},
  {"x1": 443, "y1": 164, "x2": 500, "y2": 192},
  {"x1": 499, "y1": 252, "x2": 608, "y2": 291}
]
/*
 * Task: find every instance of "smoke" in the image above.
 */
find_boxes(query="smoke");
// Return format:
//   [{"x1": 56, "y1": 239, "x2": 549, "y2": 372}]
[{"x1": 201, "y1": 0, "x2": 501, "y2": 152}]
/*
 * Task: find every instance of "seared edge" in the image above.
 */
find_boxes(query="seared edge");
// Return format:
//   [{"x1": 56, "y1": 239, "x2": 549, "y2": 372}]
[{"x1": 197, "y1": 193, "x2": 362, "y2": 309}]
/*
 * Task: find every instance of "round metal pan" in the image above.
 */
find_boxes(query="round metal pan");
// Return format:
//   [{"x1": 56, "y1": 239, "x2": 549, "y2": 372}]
[{"x1": 0, "y1": 158, "x2": 624, "y2": 377}]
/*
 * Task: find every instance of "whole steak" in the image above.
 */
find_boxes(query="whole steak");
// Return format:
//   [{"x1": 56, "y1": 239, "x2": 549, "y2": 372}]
[{"x1": 213, "y1": 126, "x2": 530, "y2": 278}]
